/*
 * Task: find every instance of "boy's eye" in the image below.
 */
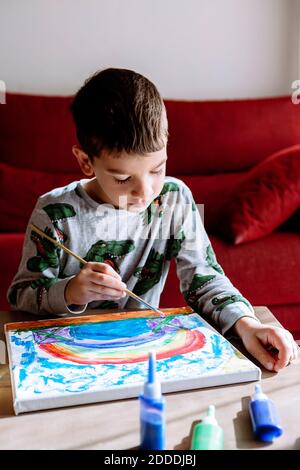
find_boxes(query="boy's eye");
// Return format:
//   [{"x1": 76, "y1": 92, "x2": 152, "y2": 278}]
[
  {"x1": 114, "y1": 176, "x2": 131, "y2": 184},
  {"x1": 113, "y1": 169, "x2": 164, "y2": 184}
]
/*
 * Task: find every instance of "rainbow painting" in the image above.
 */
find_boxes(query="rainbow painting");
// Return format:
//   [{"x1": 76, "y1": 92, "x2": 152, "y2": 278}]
[{"x1": 5, "y1": 307, "x2": 260, "y2": 414}]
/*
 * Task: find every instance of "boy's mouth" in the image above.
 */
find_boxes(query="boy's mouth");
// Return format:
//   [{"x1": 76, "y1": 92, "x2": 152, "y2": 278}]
[
  {"x1": 126, "y1": 201, "x2": 150, "y2": 212},
  {"x1": 129, "y1": 202, "x2": 146, "y2": 207},
  {"x1": 128, "y1": 200, "x2": 148, "y2": 207}
]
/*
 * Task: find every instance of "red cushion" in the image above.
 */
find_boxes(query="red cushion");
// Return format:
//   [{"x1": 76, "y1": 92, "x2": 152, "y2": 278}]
[
  {"x1": 0, "y1": 161, "x2": 81, "y2": 232},
  {"x1": 218, "y1": 145, "x2": 300, "y2": 244}
]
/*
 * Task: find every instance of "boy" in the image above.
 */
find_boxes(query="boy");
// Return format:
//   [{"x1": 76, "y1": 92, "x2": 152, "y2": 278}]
[{"x1": 8, "y1": 68, "x2": 298, "y2": 372}]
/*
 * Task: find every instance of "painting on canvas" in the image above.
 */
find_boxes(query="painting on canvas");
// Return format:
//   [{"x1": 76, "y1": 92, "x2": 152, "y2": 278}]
[{"x1": 5, "y1": 307, "x2": 261, "y2": 414}]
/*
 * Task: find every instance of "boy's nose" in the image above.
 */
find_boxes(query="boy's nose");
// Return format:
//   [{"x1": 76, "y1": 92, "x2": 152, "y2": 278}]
[{"x1": 131, "y1": 183, "x2": 152, "y2": 201}]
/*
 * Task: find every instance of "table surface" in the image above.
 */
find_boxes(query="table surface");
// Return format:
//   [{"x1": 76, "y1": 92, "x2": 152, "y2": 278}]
[{"x1": 0, "y1": 307, "x2": 299, "y2": 450}]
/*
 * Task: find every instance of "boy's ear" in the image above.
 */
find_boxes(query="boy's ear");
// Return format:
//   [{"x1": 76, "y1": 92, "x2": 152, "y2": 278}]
[{"x1": 72, "y1": 145, "x2": 94, "y2": 177}]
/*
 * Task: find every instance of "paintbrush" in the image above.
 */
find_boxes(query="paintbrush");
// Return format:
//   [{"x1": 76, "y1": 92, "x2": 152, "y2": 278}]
[{"x1": 29, "y1": 223, "x2": 166, "y2": 318}]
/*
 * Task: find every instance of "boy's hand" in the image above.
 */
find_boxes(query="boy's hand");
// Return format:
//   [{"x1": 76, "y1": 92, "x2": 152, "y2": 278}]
[
  {"x1": 234, "y1": 316, "x2": 299, "y2": 372},
  {"x1": 64, "y1": 262, "x2": 127, "y2": 306}
]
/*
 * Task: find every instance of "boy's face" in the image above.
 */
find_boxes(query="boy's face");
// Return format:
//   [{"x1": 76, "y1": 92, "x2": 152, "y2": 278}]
[{"x1": 74, "y1": 144, "x2": 167, "y2": 212}]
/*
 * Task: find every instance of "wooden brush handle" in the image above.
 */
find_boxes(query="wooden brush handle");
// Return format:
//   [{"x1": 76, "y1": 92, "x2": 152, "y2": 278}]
[{"x1": 29, "y1": 223, "x2": 87, "y2": 265}]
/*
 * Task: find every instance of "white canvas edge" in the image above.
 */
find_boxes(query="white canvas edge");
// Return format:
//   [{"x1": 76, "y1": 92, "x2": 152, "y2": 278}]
[
  {"x1": 12, "y1": 367, "x2": 260, "y2": 415},
  {"x1": 4, "y1": 325, "x2": 19, "y2": 415}
]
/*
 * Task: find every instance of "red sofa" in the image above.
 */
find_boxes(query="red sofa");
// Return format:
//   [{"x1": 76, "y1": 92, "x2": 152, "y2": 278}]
[{"x1": 1, "y1": 93, "x2": 300, "y2": 338}]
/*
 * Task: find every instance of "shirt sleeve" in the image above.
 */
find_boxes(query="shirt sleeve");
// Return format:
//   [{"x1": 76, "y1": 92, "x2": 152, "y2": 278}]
[
  {"x1": 171, "y1": 182, "x2": 259, "y2": 335},
  {"x1": 7, "y1": 202, "x2": 87, "y2": 316}
]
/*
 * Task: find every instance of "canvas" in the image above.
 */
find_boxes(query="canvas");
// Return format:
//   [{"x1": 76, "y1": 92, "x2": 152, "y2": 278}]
[{"x1": 5, "y1": 307, "x2": 261, "y2": 414}]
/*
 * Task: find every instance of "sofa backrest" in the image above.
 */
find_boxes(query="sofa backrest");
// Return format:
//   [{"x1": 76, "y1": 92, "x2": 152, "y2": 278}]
[
  {"x1": 1, "y1": 93, "x2": 300, "y2": 175},
  {"x1": 0, "y1": 93, "x2": 77, "y2": 173},
  {"x1": 1, "y1": 93, "x2": 300, "y2": 233},
  {"x1": 166, "y1": 97, "x2": 300, "y2": 175}
]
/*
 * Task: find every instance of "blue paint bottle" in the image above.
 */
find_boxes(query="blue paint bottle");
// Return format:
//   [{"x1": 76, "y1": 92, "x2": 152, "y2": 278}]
[
  {"x1": 249, "y1": 383, "x2": 283, "y2": 443},
  {"x1": 140, "y1": 351, "x2": 166, "y2": 450}
]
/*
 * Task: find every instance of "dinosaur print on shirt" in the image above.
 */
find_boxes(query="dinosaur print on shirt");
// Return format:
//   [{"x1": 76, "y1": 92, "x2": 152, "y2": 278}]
[
  {"x1": 143, "y1": 181, "x2": 180, "y2": 225},
  {"x1": 84, "y1": 240, "x2": 135, "y2": 273},
  {"x1": 133, "y1": 248, "x2": 164, "y2": 295},
  {"x1": 43, "y1": 203, "x2": 76, "y2": 243},
  {"x1": 183, "y1": 274, "x2": 216, "y2": 309}
]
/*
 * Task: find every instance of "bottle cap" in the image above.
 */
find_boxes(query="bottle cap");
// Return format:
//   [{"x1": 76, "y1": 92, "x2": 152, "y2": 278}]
[
  {"x1": 252, "y1": 383, "x2": 268, "y2": 401},
  {"x1": 140, "y1": 351, "x2": 165, "y2": 451},
  {"x1": 191, "y1": 405, "x2": 224, "y2": 450},
  {"x1": 143, "y1": 351, "x2": 161, "y2": 400},
  {"x1": 249, "y1": 383, "x2": 283, "y2": 442}
]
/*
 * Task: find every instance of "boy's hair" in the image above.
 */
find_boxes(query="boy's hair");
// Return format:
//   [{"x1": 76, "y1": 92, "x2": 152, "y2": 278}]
[{"x1": 70, "y1": 68, "x2": 168, "y2": 159}]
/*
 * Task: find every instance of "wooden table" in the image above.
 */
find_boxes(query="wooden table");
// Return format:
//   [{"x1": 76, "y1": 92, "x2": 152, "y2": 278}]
[{"x1": 0, "y1": 307, "x2": 299, "y2": 450}]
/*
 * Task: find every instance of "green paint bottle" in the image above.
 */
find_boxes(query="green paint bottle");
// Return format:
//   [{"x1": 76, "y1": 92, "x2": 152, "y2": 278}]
[{"x1": 191, "y1": 405, "x2": 224, "y2": 450}]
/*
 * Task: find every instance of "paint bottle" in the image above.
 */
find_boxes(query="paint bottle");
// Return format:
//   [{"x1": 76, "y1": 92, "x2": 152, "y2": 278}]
[
  {"x1": 190, "y1": 405, "x2": 224, "y2": 450},
  {"x1": 140, "y1": 351, "x2": 166, "y2": 450},
  {"x1": 248, "y1": 383, "x2": 283, "y2": 442}
]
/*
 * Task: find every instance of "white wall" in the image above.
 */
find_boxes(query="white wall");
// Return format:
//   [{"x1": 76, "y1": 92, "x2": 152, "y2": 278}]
[{"x1": 0, "y1": 0, "x2": 299, "y2": 99}]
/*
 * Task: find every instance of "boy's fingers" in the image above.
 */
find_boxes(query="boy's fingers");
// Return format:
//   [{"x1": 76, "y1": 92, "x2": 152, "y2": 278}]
[
  {"x1": 88, "y1": 286, "x2": 124, "y2": 299},
  {"x1": 256, "y1": 328, "x2": 293, "y2": 371},
  {"x1": 87, "y1": 269, "x2": 126, "y2": 290},
  {"x1": 270, "y1": 335, "x2": 293, "y2": 372},
  {"x1": 89, "y1": 294, "x2": 122, "y2": 301},
  {"x1": 88, "y1": 270, "x2": 126, "y2": 290},
  {"x1": 90, "y1": 278, "x2": 126, "y2": 293},
  {"x1": 246, "y1": 338, "x2": 275, "y2": 371},
  {"x1": 86, "y1": 261, "x2": 122, "y2": 280}
]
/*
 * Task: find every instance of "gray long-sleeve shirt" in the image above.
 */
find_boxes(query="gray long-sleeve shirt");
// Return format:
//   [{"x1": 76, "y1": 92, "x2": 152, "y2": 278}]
[{"x1": 7, "y1": 176, "x2": 257, "y2": 334}]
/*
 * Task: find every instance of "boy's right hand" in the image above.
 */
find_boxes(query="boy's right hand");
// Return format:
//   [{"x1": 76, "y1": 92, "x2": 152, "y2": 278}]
[{"x1": 64, "y1": 262, "x2": 127, "y2": 306}]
